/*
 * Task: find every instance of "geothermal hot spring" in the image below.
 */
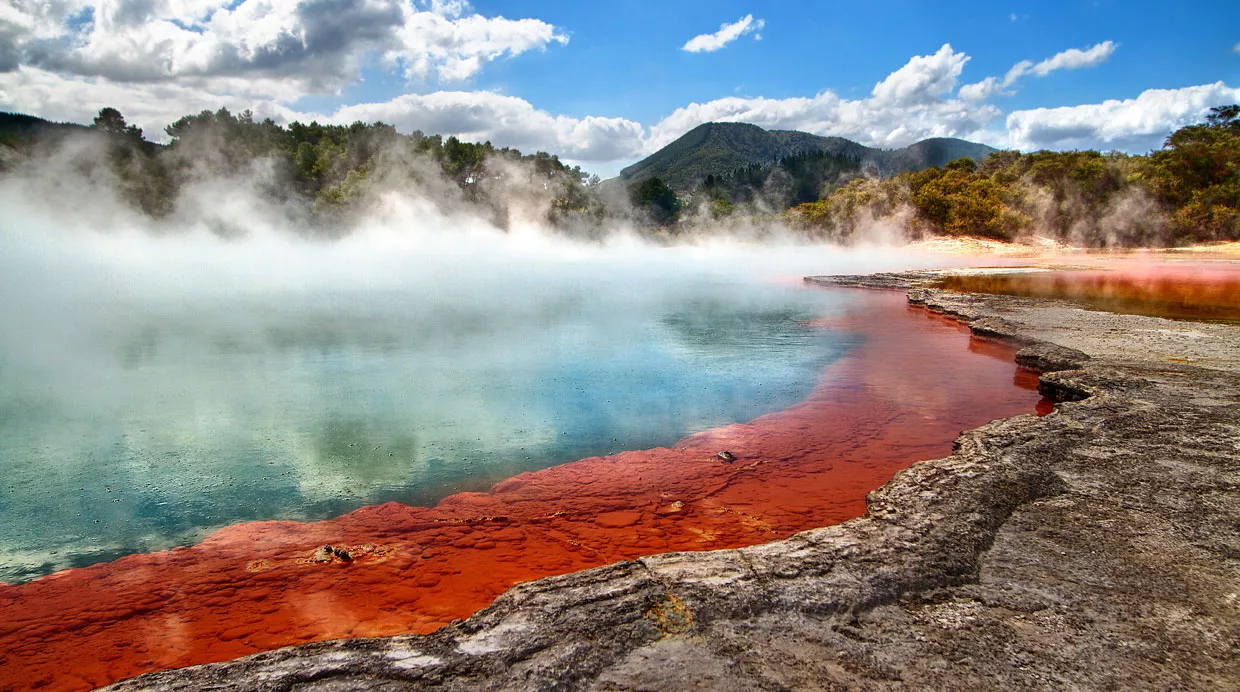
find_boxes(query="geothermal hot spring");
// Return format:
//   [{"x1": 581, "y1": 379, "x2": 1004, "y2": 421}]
[{"x1": 0, "y1": 192, "x2": 1048, "y2": 690}]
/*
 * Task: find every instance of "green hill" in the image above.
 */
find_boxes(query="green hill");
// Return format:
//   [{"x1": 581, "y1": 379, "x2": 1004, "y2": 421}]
[
  {"x1": 618, "y1": 122, "x2": 998, "y2": 189},
  {"x1": 0, "y1": 112, "x2": 89, "y2": 144}
]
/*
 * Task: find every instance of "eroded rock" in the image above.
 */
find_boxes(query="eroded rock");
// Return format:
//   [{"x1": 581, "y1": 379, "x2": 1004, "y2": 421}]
[{"x1": 109, "y1": 272, "x2": 1240, "y2": 691}]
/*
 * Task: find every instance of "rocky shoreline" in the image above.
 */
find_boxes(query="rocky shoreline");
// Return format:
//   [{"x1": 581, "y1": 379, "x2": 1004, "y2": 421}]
[{"x1": 107, "y1": 271, "x2": 1240, "y2": 690}]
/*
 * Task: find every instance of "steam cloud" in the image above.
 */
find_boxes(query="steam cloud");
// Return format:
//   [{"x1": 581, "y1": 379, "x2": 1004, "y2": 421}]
[{"x1": 0, "y1": 133, "x2": 971, "y2": 582}]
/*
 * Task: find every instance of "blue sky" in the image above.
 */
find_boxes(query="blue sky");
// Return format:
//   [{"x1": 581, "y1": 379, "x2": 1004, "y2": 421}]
[
  {"x1": 323, "y1": 0, "x2": 1240, "y2": 122},
  {"x1": 1, "y1": 0, "x2": 1237, "y2": 175}
]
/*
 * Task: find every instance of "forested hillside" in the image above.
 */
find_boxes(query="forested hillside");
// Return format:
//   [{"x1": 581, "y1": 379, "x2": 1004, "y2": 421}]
[
  {"x1": 0, "y1": 112, "x2": 89, "y2": 145},
  {"x1": 618, "y1": 122, "x2": 997, "y2": 189},
  {"x1": 786, "y1": 105, "x2": 1240, "y2": 246},
  {"x1": 1, "y1": 106, "x2": 1237, "y2": 246}
]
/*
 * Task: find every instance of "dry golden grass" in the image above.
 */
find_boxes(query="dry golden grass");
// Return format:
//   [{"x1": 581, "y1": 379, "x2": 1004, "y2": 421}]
[
  {"x1": 903, "y1": 235, "x2": 1070, "y2": 258},
  {"x1": 1165, "y1": 241, "x2": 1240, "y2": 258}
]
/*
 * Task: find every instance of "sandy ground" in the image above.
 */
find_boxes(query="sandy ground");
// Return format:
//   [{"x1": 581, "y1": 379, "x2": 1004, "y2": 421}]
[
  {"x1": 904, "y1": 235, "x2": 1240, "y2": 262},
  {"x1": 1164, "y1": 240, "x2": 1240, "y2": 257},
  {"x1": 903, "y1": 235, "x2": 1071, "y2": 258}
]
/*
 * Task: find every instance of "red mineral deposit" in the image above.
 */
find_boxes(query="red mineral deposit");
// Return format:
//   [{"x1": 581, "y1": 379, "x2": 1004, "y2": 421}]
[
  {"x1": 935, "y1": 263, "x2": 1240, "y2": 323},
  {"x1": 0, "y1": 289, "x2": 1048, "y2": 691}
]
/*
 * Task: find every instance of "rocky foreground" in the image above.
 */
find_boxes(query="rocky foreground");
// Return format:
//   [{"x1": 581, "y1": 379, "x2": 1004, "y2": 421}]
[{"x1": 109, "y1": 272, "x2": 1240, "y2": 690}]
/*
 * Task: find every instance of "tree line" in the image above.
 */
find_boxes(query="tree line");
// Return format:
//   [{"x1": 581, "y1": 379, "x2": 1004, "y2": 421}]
[
  {"x1": 783, "y1": 106, "x2": 1240, "y2": 246},
  {"x1": 2, "y1": 106, "x2": 607, "y2": 233},
  {"x1": 628, "y1": 149, "x2": 863, "y2": 226},
  {"x1": 2, "y1": 105, "x2": 1237, "y2": 245}
]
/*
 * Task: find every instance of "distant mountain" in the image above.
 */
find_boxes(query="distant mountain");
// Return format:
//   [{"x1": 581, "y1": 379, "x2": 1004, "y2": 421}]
[{"x1": 617, "y1": 122, "x2": 999, "y2": 190}]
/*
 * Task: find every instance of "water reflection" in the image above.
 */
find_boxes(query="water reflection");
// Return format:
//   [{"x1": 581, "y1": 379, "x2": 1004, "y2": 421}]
[
  {"x1": 935, "y1": 266, "x2": 1240, "y2": 323},
  {"x1": 0, "y1": 288, "x2": 1051, "y2": 692},
  {"x1": 0, "y1": 281, "x2": 858, "y2": 582}
]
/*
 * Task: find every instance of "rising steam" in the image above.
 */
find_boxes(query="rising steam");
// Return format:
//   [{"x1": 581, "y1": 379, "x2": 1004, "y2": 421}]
[{"x1": 0, "y1": 131, "x2": 978, "y2": 583}]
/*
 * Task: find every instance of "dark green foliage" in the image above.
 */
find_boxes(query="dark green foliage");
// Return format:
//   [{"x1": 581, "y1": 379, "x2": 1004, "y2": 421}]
[
  {"x1": 2, "y1": 107, "x2": 601, "y2": 231},
  {"x1": 629, "y1": 177, "x2": 682, "y2": 225},
  {"x1": 3, "y1": 106, "x2": 1238, "y2": 245},
  {"x1": 788, "y1": 106, "x2": 1240, "y2": 246},
  {"x1": 0, "y1": 112, "x2": 90, "y2": 167},
  {"x1": 1144, "y1": 106, "x2": 1240, "y2": 242},
  {"x1": 1205, "y1": 105, "x2": 1240, "y2": 131},
  {"x1": 0, "y1": 111, "x2": 89, "y2": 139},
  {"x1": 883, "y1": 139, "x2": 997, "y2": 176},
  {"x1": 698, "y1": 149, "x2": 862, "y2": 209},
  {"x1": 92, "y1": 107, "x2": 144, "y2": 141}
]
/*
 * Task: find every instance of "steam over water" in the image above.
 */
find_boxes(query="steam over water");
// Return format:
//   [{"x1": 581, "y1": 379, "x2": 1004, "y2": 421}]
[{"x1": 0, "y1": 186, "x2": 948, "y2": 584}]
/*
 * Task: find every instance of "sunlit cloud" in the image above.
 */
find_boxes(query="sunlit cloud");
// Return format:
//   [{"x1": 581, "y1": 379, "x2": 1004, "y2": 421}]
[
  {"x1": 1004, "y1": 82, "x2": 1240, "y2": 151},
  {"x1": 681, "y1": 14, "x2": 764, "y2": 53},
  {"x1": 959, "y1": 41, "x2": 1117, "y2": 101},
  {"x1": 5, "y1": 0, "x2": 567, "y2": 95},
  {"x1": 0, "y1": 10, "x2": 1231, "y2": 176}
]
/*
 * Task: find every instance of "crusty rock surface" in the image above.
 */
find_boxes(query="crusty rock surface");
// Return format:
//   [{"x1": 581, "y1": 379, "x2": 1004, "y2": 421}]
[{"x1": 107, "y1": 273, "x2": 1240, "y2": 691}]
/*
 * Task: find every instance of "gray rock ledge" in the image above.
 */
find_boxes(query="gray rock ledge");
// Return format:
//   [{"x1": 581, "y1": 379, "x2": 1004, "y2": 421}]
[{"x1": 109, "y1": 272, "x2": 1240, "y2": 691}]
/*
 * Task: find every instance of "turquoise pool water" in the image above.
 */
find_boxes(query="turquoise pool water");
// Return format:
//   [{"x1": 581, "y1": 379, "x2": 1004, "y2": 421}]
[{"x1": 0, "y1": 268, "x2": 861, "y2": 583}]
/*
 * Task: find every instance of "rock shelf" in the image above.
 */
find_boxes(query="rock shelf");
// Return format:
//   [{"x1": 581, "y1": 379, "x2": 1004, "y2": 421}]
[
  {"x1": 102, "y1": 271, "x2": 1240, "y2": 690},
  {"x1": 0, "y1": 289, "x2": 1043, "y2": 691}
]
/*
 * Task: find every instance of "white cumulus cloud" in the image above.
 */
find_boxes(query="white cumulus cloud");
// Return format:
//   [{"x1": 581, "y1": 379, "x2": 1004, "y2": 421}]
[
  {"x1": 957, "y1": 77, "x2": 1003, "y2": 102},
  {"x1": 648, "y1": 44, "x2": 997, "y2": 153},
  {"x1": 870, "y1": 43, "x2": 970, "y2": 105},
  {"x1": 326, "y1": 92, "x2": 647, "y2": 163},
  {"x1": 1028, "y1": 40, "x2": 1117, "y2": 76},
  {"x1": 7, "y1": 0, "x2": 567, "y2": 96},
  {"x1": 681, "y1": 14, "x2": 764, "y2": 53},
  {"x1": 1005, "y1": 82, "x2": 1240, "y2": 152},
  {"x1": 0, "y1": 65, "x2": 308, "y2": 134},
  {"x1": 959, "y1": 41, "x2": 1117, "y2": 101},
  {"x1": 0, "y1": 66, "x2": 644, "y2": 166},
  {"x1": 389, "y1": 8, "x2": 568, "y2": 82},
  {"x1": 0, "y1": 22, "x2": 1234, "y2": 178}
]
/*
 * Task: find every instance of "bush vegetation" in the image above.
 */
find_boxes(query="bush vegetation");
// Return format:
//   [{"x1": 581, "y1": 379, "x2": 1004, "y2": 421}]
[
  {"x1": 786, "y1": 105, "x2": 1240, "y2": 246},
  {"x1": 2, "y1": 105, "x2": 1237, "y2": 246},
  {"x1": 0, "y1": 107, "x2": 603, "y2": 232}
]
